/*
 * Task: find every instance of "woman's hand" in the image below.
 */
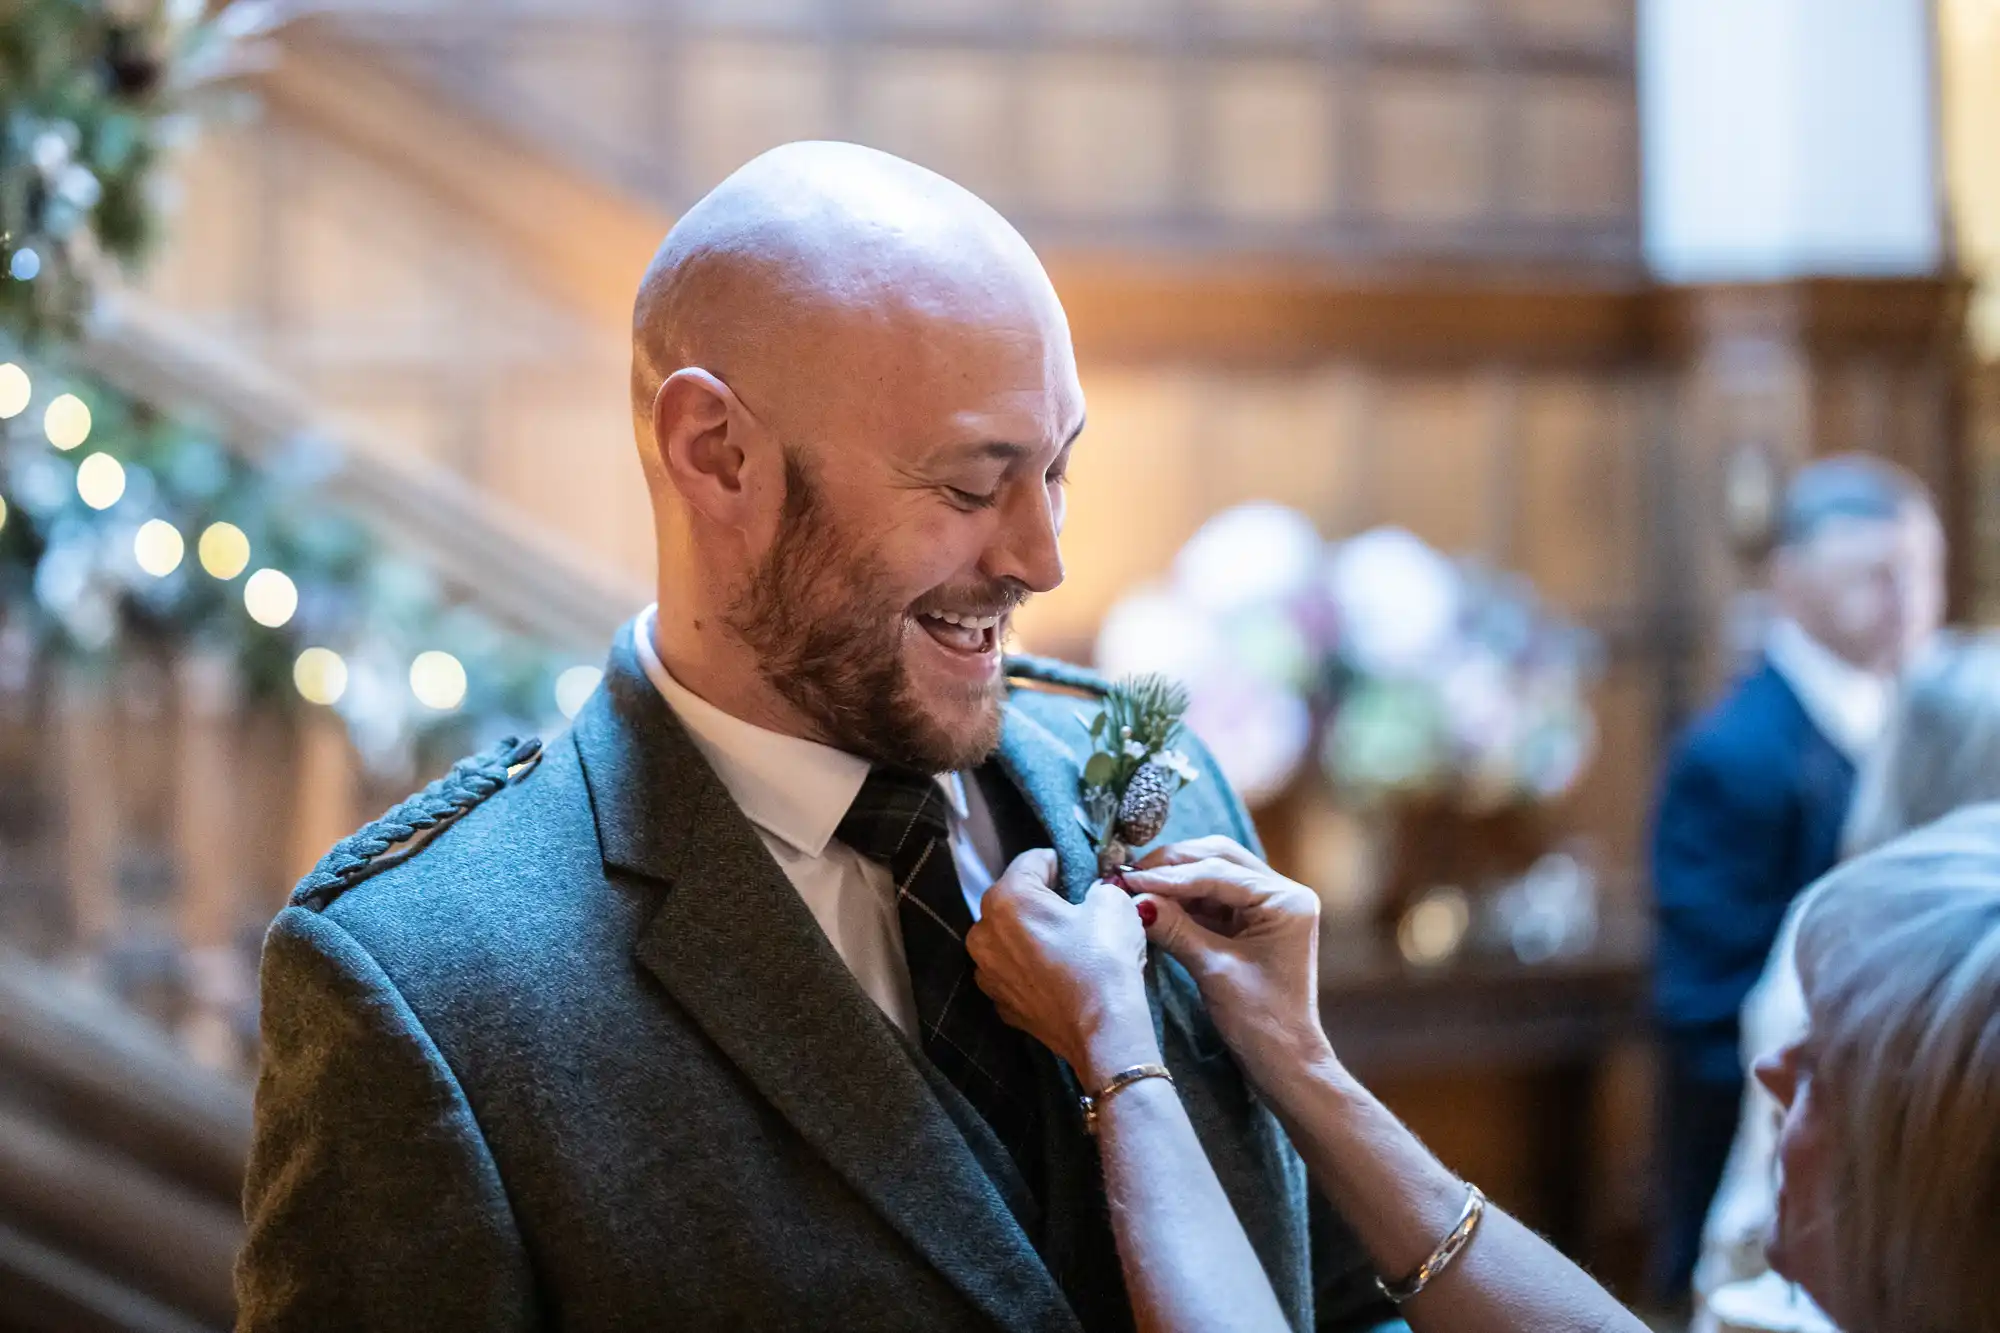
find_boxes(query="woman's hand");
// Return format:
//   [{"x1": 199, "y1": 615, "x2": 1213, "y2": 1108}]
[
  {"x1": 967, "y1": 849, "x2": 1163, "y2": 1088},
  {"x1": 1120, "y1": 837, "x2": 1335, "y2": 1092}
]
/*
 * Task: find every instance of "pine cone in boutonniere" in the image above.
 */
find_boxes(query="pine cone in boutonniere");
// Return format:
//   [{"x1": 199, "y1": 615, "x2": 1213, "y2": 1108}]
[{"x1": 1074, "y1": 674, "x2": 1201, "y2": 878}]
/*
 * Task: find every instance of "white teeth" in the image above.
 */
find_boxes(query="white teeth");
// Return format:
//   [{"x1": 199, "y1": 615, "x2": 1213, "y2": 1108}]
[{"x1": 923, "y1": 611, "x2": 1000, "y2": 631}]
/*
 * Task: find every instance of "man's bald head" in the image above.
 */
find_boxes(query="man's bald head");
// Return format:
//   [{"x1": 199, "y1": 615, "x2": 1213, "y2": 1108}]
[
  {"x1": 635, "y1": 142, "x2": 1084, "y2": 771},
  {"x1": 630, "y1": 140, "x2": 1069, "y2": 447}
]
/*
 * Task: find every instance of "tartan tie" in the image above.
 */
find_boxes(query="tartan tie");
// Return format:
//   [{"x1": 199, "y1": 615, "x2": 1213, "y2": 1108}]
[{"x1": 837, "y1": 765, "x2": 1043, "y2": 1202}]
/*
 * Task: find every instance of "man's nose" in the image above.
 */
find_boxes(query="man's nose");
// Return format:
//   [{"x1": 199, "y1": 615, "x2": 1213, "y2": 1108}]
[{"x1": 988, "y1": 480, "x2": 1065, "y2": 595}]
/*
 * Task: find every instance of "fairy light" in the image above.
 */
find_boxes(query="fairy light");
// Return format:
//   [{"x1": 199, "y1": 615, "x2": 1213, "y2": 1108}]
[
  {"x1": 133, "y1": 519, "x2": 185, "y2": 576},
  {"x1": 554, "y1": 665, "x2": 603, "y2": 720},
  {"x1": 293, "y1": 648, "x2": 348, "y2": 706},
  {"x1": 44, "y1": 393, "x2": 91, "y2": 450},
  {"x1": 0, "y1": 363, "x2": 30, "y2": 418},
  {"x1": 75, "y1": 452, "x2": 125, "y2": 509},
  {"x1": 410, "y1": 651, "x2": 468, "y2": 710},
  {"x1": 197, "y1": 522, "x2": 250, "y2": 580},
  {"x1": 243, "y1": 568, "x2": 298, "y2": 628},
  {"x1": 1398, "y1": 887, "x2": 1471, "y2": 967}
]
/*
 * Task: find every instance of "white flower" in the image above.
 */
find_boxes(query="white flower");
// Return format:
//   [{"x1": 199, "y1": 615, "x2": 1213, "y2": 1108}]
[
  {"x1": 1095, "y1": 581, "x2": 1222, "y2": 685},
  {"x1": 1123, "y1": 739, "x2": 1147, "y2": 759},
  {"x1": 1173, "y1": 502, "x2": 1324, "y2": 615},
  {"x1": 1157, "y1": 750, "x2": 1200, "y2": 783},
  {"x1": 32, "y1": 131, "x2": 71, "y2": 177},
  {"x1": 1324, "y1": 527, "x2": 1460, "y2": 676},
  {"x1": 58, "y1": 165, "x2": 101, "y2": 211}
]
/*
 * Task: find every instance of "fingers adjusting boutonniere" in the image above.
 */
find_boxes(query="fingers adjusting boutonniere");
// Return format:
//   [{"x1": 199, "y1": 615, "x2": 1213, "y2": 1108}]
[{"x1": 1074, "y1": 674, "x2": 1200, "y2": 879}]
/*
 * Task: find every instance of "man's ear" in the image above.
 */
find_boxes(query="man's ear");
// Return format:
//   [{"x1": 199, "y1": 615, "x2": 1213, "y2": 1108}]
[{"x1": 653, "y1": 367, "x2": 760, "y2": 528}]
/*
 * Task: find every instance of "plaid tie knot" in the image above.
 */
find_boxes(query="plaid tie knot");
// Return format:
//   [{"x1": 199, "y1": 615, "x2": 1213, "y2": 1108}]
[{"x1": 835, "y1": 766, "x2": 952, "y2": 882}]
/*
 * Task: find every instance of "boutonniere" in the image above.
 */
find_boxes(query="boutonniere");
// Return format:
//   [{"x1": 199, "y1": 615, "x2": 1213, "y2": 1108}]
[{"x1": 1076, "y1": 674, "x2": 1201, "y2": 878}]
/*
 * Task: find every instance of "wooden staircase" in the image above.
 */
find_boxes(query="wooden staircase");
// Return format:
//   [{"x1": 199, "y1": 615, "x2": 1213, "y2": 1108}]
[{"x1": 0, "y1": 953, "x2": 248, "y2": 1333}]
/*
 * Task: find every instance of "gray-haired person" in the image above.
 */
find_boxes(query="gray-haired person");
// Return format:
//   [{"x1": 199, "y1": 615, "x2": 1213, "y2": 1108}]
[{"x1": 1696, "y1": 632, "x2": 2000, "y2": 1328}]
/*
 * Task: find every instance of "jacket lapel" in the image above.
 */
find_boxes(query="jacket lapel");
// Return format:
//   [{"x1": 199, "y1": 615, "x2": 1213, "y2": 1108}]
[
  {"x1": 992, "y1": 700, "x2": 1100, "y2": 904},
  {"x1": 574, "y1": 628, "x2": 1076, "y2": 1333},
  {"x1": 993, "y1": 691, "x2": 1173, "y2": 1061}
]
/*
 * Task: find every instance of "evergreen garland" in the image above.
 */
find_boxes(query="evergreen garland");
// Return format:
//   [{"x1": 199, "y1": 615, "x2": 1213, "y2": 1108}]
[{"x1": 0, "y1": 3, "x2": 599, "y2": 776}]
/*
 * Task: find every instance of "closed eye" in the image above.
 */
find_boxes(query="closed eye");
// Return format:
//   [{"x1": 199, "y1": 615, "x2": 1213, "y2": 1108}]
[{"x1": 946, "y1": 486, "x2": 999, "y2": 510}]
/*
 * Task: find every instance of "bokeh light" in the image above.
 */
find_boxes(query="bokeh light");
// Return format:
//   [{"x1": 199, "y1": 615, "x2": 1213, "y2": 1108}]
[
  {"x1": 0, "y1": 363, "x2": 31, "y2": 418},
  {"x1": 555, "y1": 664, "x2": 603, "y2": 720},
  {"x1": 75, "y1": 452, "x2": 125, "y2": 509},
  {"x1": 1398, "y1": 886, "x2": 1472, "y2": 967},
  {"x1": 293, "y1": 648, "x2": 349, "y2": 706},
  {"x1": 0, "y1": 493, "x2": 7, "y2": 534},
  {"x1": 44, "y1": 393, "x2": 91, "y2": 450},
  {"x1": 410, "y1": 650, "x2": 468, "y2": 710},
  {"x1": 244, "y1": 568, "x2": 299, "y2": 627},
  {"x1": 197, "y1": 522, "x2": 250, "y2": 579},
  {"x1": 133, "y1": 519, "x2": 186, "y2": 576},
  {"x1": 10, "y1": 248, "x2": 41, "y2": 281}
]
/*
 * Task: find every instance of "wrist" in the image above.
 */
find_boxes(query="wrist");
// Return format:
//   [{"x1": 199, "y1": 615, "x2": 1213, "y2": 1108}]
[
  {"x1": 1074, "y1": 1001, "x2": 1162, "y2": 1091},
  {"x1": 1243, "y1": 1023, "x2": 1347, "y2": 1102}
]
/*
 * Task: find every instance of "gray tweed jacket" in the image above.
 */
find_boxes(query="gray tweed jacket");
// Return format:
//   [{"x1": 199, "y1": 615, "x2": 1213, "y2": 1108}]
[{"x1": 236, "y1": 625, "x2": 1404, "y2": 1333}]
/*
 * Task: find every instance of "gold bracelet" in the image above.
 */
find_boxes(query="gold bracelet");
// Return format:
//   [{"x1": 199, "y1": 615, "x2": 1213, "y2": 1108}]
[
  {"x1": 1376, "y1": 1184, "x2": 1486, "y2": 1305},
  {"x1": 1079, "y1": 1062, "x2": 1173, "y2": 1135}
]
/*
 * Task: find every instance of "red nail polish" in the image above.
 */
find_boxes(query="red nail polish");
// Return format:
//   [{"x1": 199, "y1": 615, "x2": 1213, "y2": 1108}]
[{"x1": 1136, "y1": 900, "x2": 1157, "y2": 928}]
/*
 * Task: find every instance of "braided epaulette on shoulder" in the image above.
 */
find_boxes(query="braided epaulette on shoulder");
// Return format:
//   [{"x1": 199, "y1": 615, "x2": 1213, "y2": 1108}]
[
  {"x1": 1003, "y1": 653, "x2": 1109, "y2": 697},
  {"x1": 290, "y1": 734, "x2": 543, "y2": 911}
]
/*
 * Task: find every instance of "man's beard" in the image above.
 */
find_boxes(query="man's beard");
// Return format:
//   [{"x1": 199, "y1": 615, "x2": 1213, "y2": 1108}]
[{"x1": 725, "y1": 452, "x2": 1022, "y2": 773}]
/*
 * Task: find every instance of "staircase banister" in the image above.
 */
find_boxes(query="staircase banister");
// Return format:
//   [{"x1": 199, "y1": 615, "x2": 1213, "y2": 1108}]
[
  {"x1": 0, "y1": 951, "x2": 252, "y2": 1201},
  {"x1": 83, "y1": 291, "x2": 647, "y2": 653}
]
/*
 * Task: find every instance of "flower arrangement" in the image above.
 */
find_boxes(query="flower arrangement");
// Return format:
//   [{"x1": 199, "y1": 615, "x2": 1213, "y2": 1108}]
[{"x1": 1095, "y1": 503, "x2": 1601, "y2": 814}]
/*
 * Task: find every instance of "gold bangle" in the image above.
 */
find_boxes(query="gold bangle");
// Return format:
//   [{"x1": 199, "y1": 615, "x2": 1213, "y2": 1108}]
[
  {"x1": 1079, "y1": 1062, "x2": 1173, "y2": 1135},
  {"x1": 1376, "y1": 1184, "x2": 1486, "y2": 1305}
]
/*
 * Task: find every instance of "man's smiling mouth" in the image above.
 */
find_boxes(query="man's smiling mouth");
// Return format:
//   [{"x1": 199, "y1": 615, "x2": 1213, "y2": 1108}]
[{"x1": 916, "y1": 609, "x2": 1003, "y2": 654}]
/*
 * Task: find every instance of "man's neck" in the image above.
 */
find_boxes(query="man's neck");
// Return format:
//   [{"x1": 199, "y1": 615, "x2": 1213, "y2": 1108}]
[{"x1": 648, "y1": 604, "x2": 824, "y2": 743}]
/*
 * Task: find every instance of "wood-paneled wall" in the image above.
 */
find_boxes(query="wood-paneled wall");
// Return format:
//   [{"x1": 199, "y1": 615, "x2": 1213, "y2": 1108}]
[
  {"x1": 349, "y1": 0, "x2": 1638, "y2": 268},
  {"x1": 133, "y1": 11, "x2": 1967, "y2": 907}
]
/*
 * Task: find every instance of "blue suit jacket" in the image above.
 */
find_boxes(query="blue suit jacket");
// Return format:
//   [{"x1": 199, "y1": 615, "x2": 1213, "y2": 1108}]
[
  {"x1": 236, "y1": 625, "x2": 1402, "y2": 1332},
  {"x1": 1650, "y1": 661, "x2": 1855, "y2": 1076}
]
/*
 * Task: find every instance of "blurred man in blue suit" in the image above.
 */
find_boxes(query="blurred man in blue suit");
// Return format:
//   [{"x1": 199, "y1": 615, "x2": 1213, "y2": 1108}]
[{"x1": 1649, "y1": 454, "x2": 1942, "y2": 1304}]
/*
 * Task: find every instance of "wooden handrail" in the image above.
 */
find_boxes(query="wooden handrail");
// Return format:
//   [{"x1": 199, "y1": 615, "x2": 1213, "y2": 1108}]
[
  {"x1": 0, "y1": 952, "x2": 246, "y2": 1330},
  {"x1": 0, "y1": 953, "x2": 249, "y2": 1202},
  {"x1": 82, "y1": 291, "x2": 647, "y2": 653},
  {"x1": 0, "y1": 1108, "x2": 240, "y2": 1327},
  {"x1": 0, "y1": 1220, "x2": 222, "y2": 1333}
]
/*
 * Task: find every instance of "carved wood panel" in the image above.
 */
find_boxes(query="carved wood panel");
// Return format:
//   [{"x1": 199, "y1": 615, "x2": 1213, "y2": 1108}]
[{"x1": 334, "y1": 0, "x2": 1639, "y2": 267}]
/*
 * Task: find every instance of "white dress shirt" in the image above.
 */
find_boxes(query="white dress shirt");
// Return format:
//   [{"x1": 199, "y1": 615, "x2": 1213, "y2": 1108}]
[
  {"x1": 1764, "y1": 617, "x2": 1890, "y2": 763},
  {"x1": 632, "y1": 606, "x2": 1005, "y2": 1037}
]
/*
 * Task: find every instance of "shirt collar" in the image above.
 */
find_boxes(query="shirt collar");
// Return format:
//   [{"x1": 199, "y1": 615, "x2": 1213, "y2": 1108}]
[
  {"x1": 632, "y1": 606, "x2": 965, "y2": 854},
  {"x1": 1765, "y1": 617, "x2": 1890, "y2": 762}
]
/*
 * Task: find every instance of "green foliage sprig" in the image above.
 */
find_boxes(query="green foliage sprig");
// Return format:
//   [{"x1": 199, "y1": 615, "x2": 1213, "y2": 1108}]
[{"x1": 1075, "y1": 673, "x2": 1199, "y2": 873}]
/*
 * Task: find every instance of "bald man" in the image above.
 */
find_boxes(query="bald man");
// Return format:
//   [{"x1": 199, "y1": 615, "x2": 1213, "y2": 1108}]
[{"x1": 237, "y1": 143, "x2": 1401, "y2": 1333}]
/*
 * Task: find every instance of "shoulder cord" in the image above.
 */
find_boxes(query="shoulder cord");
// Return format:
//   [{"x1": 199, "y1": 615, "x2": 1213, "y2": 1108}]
[{"x1": 291, "y1": 735, "x2": 543, "y2": 910}]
